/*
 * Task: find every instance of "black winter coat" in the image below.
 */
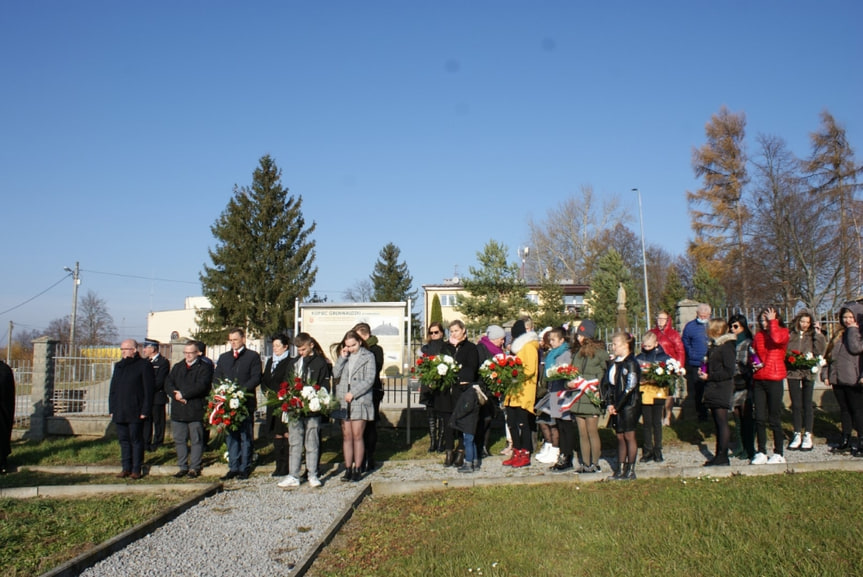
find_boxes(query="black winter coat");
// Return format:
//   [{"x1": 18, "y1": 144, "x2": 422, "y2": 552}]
[
  {"x1": 165, "y1": 359, "x2": 213, "y2": 422},
  {"x1": 109, "y1": 354, "x2": 155, "y2": 424},
  {"x1": 214, "y1": 348, "x2": 262, "y2": 413},
  {"x1": 702, "y1": 334, "x2": 737, "y2": 410}
]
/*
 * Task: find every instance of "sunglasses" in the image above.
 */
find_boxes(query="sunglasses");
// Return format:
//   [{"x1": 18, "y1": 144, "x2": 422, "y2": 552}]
[
  {"x1": 429, "y1": 330, "x2": 441, "y2": 335},
  {"x1": 731, "y1": 324, "x2": 740, "y2": 329}
]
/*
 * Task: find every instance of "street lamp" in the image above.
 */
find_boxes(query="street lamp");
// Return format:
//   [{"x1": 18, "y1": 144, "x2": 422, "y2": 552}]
[
  {"x1": 518, "y1": 246, "x2": 530, "y2": 280},
  {"x1": 632, "y1": 189, "x2": 651, "y2": 330},
  {"x1": 63, "y1": 262, "x2": 80, "y2": 351}
]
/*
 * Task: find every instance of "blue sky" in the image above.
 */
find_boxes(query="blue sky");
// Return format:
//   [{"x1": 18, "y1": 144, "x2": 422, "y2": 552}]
[{"x1": 1, "y1": 1, "x2": 860, "y2": 343}]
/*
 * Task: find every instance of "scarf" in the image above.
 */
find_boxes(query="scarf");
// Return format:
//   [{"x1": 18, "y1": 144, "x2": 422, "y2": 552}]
[
  {"x1": 478, "y1": 335, "x2": 504, "y2": 357},
  {"x1": 544, "y1": 342, "x2": 569, "y2": 369},
  {"x1": 271, "y1": 349, "x2": 290, "y2": 371}
]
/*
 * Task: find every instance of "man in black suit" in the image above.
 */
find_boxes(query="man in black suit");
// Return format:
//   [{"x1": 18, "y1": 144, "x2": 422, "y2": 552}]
[
  {"x1": 166, "y1": 341, "x2": 213, "y2": 478},
  {"x1": 214, "y1": 328, "x2": 261, "y2": 480},
  {"x1": 142, "y1": 339, "x2": 170, "y2": 451},
  {"x1": 109, "y1": 339, "x2": 155, "y2": 479}
]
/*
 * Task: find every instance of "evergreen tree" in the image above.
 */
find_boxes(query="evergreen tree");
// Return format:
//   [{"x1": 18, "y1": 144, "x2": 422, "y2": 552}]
[
  {"x1": 535, "y1": 274, "x2": 566, "y2": 329},
  {"x1": 197, "y1": 155, "x2": 317, "y2": 343},
  {"x1": 692, "y1": 265, "x2": 726, "y2": 309},
  {"x1": 430, "y1": 294, "x2": 443, "y2": 326},
  {"x1": 657, "y1": 264, "x2": 687, "y2": 321},
  {"x1": 371, "y1": 243, "x2": 417, "y2": 303},
  {"x1": 585, "y1": 249, "x2": 641, "y2": 330},
  {"x1": 455, "y1": 240, "x2": 535, "y2": 333}
]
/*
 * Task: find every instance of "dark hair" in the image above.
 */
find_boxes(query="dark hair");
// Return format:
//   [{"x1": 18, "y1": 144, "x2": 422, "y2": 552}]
[
  {"x1": 549, "y1": 327, "x2": 567, "y2": 342},
  {"x1": 229, "y1": 327, "x2": 245, "y2": 338},
  {"x1": 757, "y1": 309, "x2": 786, "y2": 329},
  {"x1": 611, "y1": 331, "x2": 635, "y2": 355},
  {"x1": 728, "y1": 314, "x2": 753, "y2": 340},
  {"x1": 195, "y1": 341, "x2": 207, "y2": 355},
  {"x1": 294, "y1": 332, "x2": 329, "y2": 361},
  {"x1": 791, "y1": 310, "x2": 815, "y2": 334},
  {"x1": 271, "y1": 333, "x2": 291, "y2": 348},
  {"x1": 352, "y1": 322, "x2": 372, "y2": 337},
  {"x1": 427, "y1": 321, "x2": 445, "y2": 341}
]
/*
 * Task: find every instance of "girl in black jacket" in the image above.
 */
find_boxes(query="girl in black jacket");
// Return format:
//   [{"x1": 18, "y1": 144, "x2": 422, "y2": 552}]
[
  {"x1": 604, "y1": 331, "x2": 640, "y2": 481},
  {"x1": 699, "y1": 319, "x2": 737, "y2": 466}
]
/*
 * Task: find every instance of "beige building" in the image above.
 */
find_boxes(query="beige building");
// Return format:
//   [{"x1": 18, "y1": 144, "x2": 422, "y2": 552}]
[
  {"x1": 422, "y1": 277, "x2": 589, "y2": 330},
  {"x1": 146, "y1": 296, "x2": 212, "y2": 343}
]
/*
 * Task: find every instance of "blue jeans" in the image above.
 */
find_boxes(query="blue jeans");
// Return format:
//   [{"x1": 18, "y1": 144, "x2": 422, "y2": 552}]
[
  {"x1": 463, "y1": 432, "x2": 476, "y2": 463},
  {"x1": 226, "y1": 417, "x2": 254, "y2": 473}
]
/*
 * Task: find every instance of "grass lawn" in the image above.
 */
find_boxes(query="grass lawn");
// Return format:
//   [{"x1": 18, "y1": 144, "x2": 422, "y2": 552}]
[
  {"x1": 1, "y1": 493, "x2": 191, "y2": 576},
  {"x1": 309, "y1": 471, "x2": 863, "y2": 577}
]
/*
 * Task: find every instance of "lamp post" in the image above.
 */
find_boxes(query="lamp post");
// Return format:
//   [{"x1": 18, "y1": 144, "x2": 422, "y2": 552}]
[
  {"x1": 63, "y1": 262, "x2": 80, "y2": 351},
  {"x1": 633, "y1": 189, "x2": 651, "y2": 330},
  {"x1": 518, "y1": 246, "x2": 530, "y2": 280}
]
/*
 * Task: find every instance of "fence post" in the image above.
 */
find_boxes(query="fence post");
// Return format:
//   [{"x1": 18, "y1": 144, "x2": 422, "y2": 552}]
[{"x1": 30, "y1": 336, "x2": 59, "y2": 441}]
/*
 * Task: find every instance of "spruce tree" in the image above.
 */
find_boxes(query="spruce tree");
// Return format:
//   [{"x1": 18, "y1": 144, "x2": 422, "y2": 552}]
[
  {"x1": 657, "y1": 264, "x2": 687, "y2": 321},
  {"x1": 535, "y1": 274, "x2": 566, "y2": 329},
  {"x1": 371, "y1": 243, "x2": 417, "y2": 303},
  {"x1": 455, "y1": 240, "x2": 535, "y2": 333},
  {"x1": 197, "y1": 155, "x2": 317, "y2": 343},
  {"x1": 585, "y1": 249, "x2": 641, "y2": 330}
]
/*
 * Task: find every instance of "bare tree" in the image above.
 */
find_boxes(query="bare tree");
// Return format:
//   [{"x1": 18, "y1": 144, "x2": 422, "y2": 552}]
[
  {"x1": 526, "y1": 185, "x2": 629, "y2": 283},
  {"x1": 343, "y1": 279, "x2": 374, "y2": 303},
  {"x1": 77, "y1": 290, "x2": 118, "y2": 345},
  {"x1": 45, "y1": 316, "x2": 72, "y2": 345}
]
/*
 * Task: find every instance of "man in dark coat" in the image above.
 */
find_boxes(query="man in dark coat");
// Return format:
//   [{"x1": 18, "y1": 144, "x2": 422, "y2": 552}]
[
  {"x1": 0, "y1": 360, "x2": 15, "y2": 474},
  {"x1": 214, "y1": 328, "x2": 262, "y2": 480},
  {"x1": 109, "y1": 339, "x2": 155, "y2": 479},
  {"x1": 142, "y1": 339, "x2": 170, "y2": 451},
  {"x1": 165, "y1": 341, "x2": 213, "y2": 478}
]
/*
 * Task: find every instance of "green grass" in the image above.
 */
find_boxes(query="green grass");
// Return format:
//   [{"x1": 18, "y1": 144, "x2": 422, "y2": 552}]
[
  {"x1": 309, "y1": 471, "x2": 863, "y2": 577},
  {"x1": 0, "y1": 493, "x2": 190, "y2": 576}
]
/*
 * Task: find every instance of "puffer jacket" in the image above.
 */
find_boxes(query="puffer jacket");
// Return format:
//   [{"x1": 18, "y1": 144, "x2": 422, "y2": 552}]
[
  {"x1": 753, "y1": 319, "x2": 790, "y2": 382},
  {"x1": 505, "y1": 331, "x2": 539, "y2": 413}
]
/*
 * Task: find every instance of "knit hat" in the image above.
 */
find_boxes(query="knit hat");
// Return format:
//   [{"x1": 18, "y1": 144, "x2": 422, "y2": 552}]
[
  {"x1": 576, "y1": 319, "x2": 597, "y2": 339},
  {"x1": 486, "y1": 325, "x2": 505, "y2": 341},
  {"x1": 511, "y1": 319, "x2": 527, "y2": 340}
]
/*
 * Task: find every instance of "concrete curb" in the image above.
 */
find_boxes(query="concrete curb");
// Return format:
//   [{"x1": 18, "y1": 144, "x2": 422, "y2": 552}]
[
  {"x1": 35, "y1": 483, "x2": 222, "y2": 577},
  {"x1": 291, "y1": 481, "x2": 373, "y2": 576},
  {"x1": 0, "y1": 482, "x2": 213, "y2": 499}
]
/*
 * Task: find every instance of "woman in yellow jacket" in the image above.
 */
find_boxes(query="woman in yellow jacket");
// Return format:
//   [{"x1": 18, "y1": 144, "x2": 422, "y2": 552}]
[{"x1": 502, "y1": 319, "x2": 539, "y2": 468}]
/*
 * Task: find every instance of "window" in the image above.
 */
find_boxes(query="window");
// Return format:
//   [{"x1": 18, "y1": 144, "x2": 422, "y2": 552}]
[
  {"x1": 439, "y1": 294, "x2": 458, "y2": 307},
  {"x1": 526, "y1": 293, "x2": 539, "y2": 304}
]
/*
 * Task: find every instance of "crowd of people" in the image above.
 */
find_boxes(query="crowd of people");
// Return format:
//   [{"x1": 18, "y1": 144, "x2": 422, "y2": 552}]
[{"x1": 42, "y1": 299, "x2": 863, "y2": 484}]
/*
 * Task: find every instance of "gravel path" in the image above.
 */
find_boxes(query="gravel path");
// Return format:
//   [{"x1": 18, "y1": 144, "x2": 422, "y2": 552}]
[{"x1": 78, "y1": 440, "x2": 857, "y2": 576}]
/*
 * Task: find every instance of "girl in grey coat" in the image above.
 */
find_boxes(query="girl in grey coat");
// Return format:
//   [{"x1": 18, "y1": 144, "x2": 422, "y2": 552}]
[
  {"x1": 825, "y1": 303, "x2": 863, "y2": 455},
  {"x1": 332, "y1": 329, "x2": 376, "y2": 481}
]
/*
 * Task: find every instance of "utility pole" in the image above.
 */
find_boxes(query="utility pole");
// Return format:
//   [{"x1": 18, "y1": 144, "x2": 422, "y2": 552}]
[
  {"x1": 6, "y1": 321, "x2": 11, "y2": 365},
  {"x1": 64, "y1": 262, "x2": 80, "y2": 351}
]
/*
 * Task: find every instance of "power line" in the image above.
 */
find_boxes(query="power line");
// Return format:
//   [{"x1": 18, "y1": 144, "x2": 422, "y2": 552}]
[
  {"x1": 0, "y1": 274, "x2": 71, "y2": 316},
  {"x1": 82, "y1": 269, "x2": 199, "y2": 285}
]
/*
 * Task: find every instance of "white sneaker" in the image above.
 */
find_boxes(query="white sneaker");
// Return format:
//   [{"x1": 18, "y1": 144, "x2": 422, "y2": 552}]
[
  {"x1": 308, "y1": 475, "x2": 322, "y2": 488},
  {"x1": 277, "y1": 475, "x2": 300, "y2": 488},
  {"x1": 788, "y1": 432, "x2": 802, "y2": 450},
  {"x1": 536, "y1": 443, "x2": 552, "y2": 462},
  {"x1": 750, "y1": 452, "x2": 768, "y2": 465},
  {"x1": 538, "y1": 447, "x2": 560, "y2": 464},
  {"x1": 767, "y1": 453, "x2": 786, "y2": 464},
  {"x1": 801, "y1": 432, "x2": 813, "y2": 451}
]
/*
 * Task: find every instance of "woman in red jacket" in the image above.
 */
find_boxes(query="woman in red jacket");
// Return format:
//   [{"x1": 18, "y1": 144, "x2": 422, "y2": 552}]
[{"x1": 750, "y1": 307, "x2": 790, "y2": 465}]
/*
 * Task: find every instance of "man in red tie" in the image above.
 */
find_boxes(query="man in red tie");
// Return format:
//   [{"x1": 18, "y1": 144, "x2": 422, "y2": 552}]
[
  {"x1": 214, "y1": 328, "x2": 262, "y2": 480},
  {"x1": 165, "y1": 342, "x2": 213, "y2": 478}
]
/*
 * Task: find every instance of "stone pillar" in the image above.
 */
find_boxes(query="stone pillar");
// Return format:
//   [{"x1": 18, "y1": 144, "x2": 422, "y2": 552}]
[
  {"x1": 30, "y1": 336, "x2": 59, "y2": 441},
  {"x1": 676, "y1": 299, "x2": 699, "y2": 333}
]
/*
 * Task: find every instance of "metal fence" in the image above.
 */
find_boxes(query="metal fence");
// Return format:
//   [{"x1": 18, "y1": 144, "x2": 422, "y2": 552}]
[{"x1": 10, "y1": 359, "x2": 32, "y2": 429}]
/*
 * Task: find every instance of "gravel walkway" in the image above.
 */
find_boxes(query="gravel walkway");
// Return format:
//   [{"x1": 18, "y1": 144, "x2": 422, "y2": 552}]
[{"x1": 77, "y1": 440, "x2": 858, "y2": 576}]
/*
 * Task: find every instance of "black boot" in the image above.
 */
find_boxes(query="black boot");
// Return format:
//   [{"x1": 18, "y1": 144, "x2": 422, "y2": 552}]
[
  {"x1": 453, "y1": 450, "x2": 465, "y2": 467},
  {"x1": 622, "y1": 462, "x2": 636, "y2": 480},
  {"x1": 832, "y1": 434, "x2": 852, "y2": 454},
  {"x1": 427, "y1": 417, "x2": 438, "y2": 453},
  {"x1": 272, "y1": 438, "x2": 288, "y2": 477},
  {"x1": 435, "y1": 418, "x2": 446, "y2": 453},
  {"x1": 653, "y1": 449, "x2": 664, "y2": 463},
  {"x1": 606, "y1": 465, "x2": 623, "y2": 481},
  {"x1": 551, "y1": 453, "x2": 573, "y2": 472},
  {"x1": 444, "y1": 450, "x2": 455, "y2": 467},
  {"x1": 640, "y1": 449, "x2": 654, "y2": 463}
]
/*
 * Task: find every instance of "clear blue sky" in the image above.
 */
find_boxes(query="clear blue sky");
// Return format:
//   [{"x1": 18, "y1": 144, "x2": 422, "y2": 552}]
[{"x1": 1, "y1": 1, "x2": 860, "y2": 343}]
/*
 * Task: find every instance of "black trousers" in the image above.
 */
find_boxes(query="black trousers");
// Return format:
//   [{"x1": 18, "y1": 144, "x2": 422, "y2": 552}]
[
  {"x1": 145, "y1": 404, "x2": 166, "y2": 449},
  {"x1": 641, "y1": 402, "x2": 664, "y2": 452}
]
